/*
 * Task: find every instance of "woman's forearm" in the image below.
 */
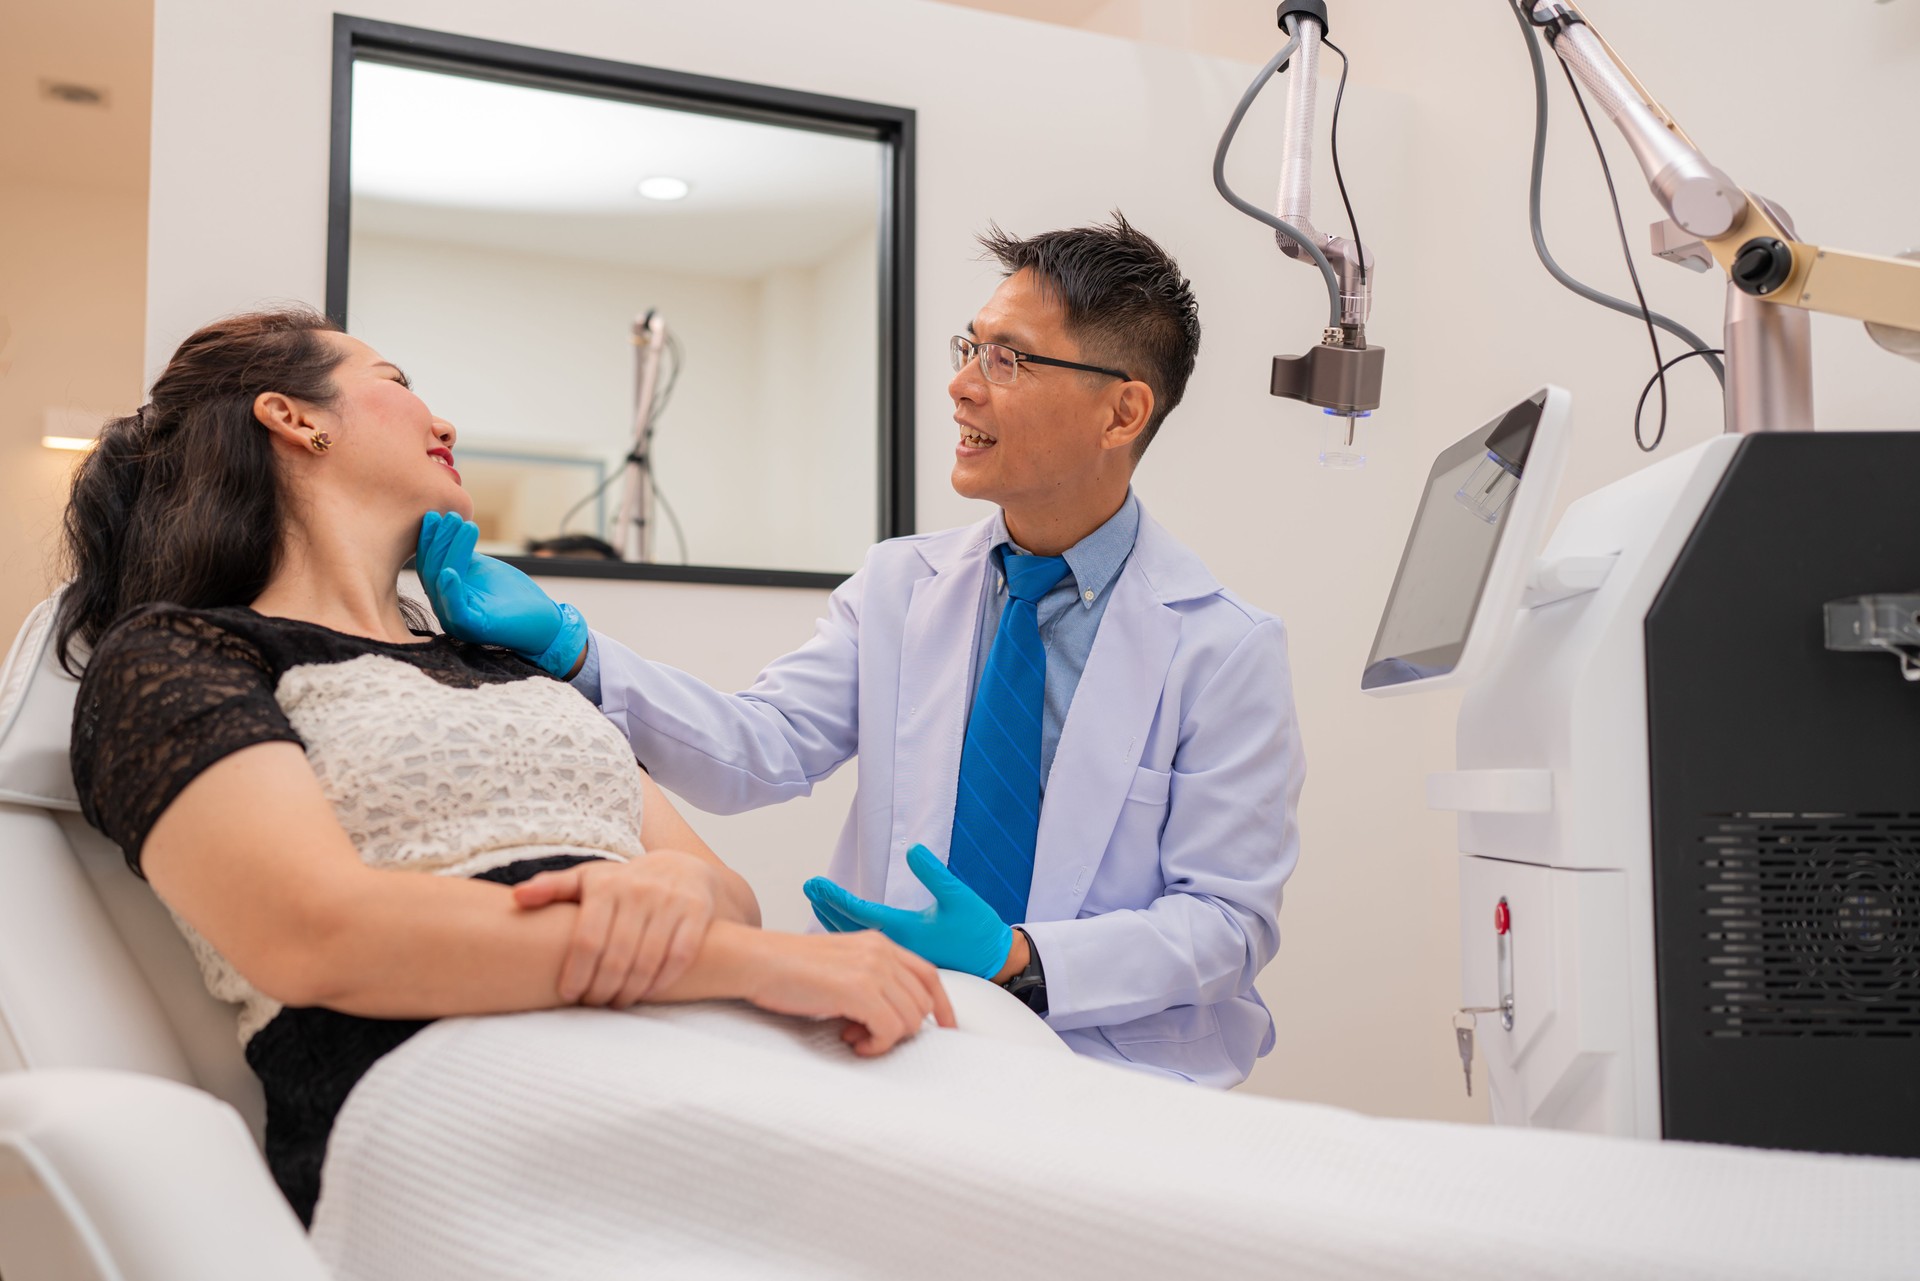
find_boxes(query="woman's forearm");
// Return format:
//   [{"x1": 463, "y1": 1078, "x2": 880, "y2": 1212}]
[
  {"x1": 709, "y1": 863, "x2": 762, "y2": 928},
  {"x1": 306, "y1": 871, "x2": 767, "y2": 1018},
  {"x1": 143, "y1": 743, "x2": 774, "y2": 1021}
]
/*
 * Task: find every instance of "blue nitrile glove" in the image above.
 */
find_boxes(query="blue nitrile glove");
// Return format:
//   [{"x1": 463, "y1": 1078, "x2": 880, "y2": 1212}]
[
  {"x1": 803, "y1": 844, "x2": 1015, "y2": 979},
  {"x1": 415, "y1": 511, "x2": 589, "y2": 678}
]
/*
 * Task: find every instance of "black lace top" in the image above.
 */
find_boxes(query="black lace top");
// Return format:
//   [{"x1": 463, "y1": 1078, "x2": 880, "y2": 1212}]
[
  {"x1": 72, "y1": 604, "x2": 542, "y2": 871},
  {"x1": 69, "y1": 603, "x2": 648, "y2": 1223}
]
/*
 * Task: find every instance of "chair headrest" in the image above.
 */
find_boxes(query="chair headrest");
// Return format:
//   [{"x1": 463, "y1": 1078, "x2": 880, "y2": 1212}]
[{"x1": 0, "y1": 593, "x2": 81, "y2": 811}]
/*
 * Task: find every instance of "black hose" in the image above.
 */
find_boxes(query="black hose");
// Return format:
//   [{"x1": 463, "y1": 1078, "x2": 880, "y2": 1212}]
[
  {"x1": 1212, "y1": 28, "x2": 1343, "y2": 327},
  {"x1": 1507, "y1": 0, "x2": 1725, "y2": 384}
]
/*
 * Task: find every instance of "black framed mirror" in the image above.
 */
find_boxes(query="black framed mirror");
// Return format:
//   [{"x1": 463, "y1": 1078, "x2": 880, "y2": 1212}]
[{"x1": 328, "y1": 17, "x2": 915, "y2": 588}]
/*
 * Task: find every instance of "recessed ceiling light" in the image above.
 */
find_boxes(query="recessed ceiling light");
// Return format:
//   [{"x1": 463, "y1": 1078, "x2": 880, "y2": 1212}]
[
  {"x1": 40, "y1": 79, "x2": 109, "y2": 108},
  {"x1": 636, "y1": 176, "x2": 691, "y2": 201}
]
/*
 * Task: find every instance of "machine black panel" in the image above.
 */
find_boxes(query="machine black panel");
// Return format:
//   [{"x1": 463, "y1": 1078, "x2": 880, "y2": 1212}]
[{"x1": 1646, "y1": 432, "x2": 1920, "y2": 1158}]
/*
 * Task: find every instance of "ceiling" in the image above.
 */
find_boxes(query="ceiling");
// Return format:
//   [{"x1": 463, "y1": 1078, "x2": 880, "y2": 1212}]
[
  {"x1": 0, "y1": 0, "x2": 151, "y2": 191},
  {"x1": 931, "y1": 0, "x2": 1115, "y2": 24},
  {"x1": 350, "y1": 60, "x2": 882, "y2": 277}
]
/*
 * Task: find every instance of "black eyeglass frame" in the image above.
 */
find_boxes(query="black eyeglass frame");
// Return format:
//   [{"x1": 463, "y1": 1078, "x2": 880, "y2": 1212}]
[{"x1": 950, "y1": 335, "x2": 1131, "y2": 384}]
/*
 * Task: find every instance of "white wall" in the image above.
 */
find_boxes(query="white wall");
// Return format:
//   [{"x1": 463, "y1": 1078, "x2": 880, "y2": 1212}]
[
  {"x1": 0, "y1": 180, "x2": 148, "y2": 636},
  {"x1": 0, "y1": 0, "x2": 151, "y2": 640},
  {"x1": 143, "y1": 0, "x2": 1460, "y2": 1124},
  {"x1": 750, "y1": 227, "x2": 881, "y2": 570},
  {"x1": 146, "y1": 0, "x2": 1920, "y2": 1125}
]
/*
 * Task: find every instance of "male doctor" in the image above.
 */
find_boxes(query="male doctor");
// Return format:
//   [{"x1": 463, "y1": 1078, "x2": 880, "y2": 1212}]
[{"x1": 419, "y1": 215, "x2": 1306, "y2": 1087}]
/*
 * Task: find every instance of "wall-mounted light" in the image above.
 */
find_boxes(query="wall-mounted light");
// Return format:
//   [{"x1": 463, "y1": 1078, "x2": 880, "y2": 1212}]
[
  {"x1": 42, "y1": 407, "x2": 105, "y2": 453},
  {"x1": 636, "y1": 175, "x2": 691, "y2": 201}
]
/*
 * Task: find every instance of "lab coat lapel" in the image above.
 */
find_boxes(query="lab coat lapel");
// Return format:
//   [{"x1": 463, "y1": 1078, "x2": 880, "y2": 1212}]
[
  {"x1": 1028, "y1": 561, "x2": 1181, "y2": 923},
  {"x1": 887, "y1": 524, "x2": 993, "y2": 908}
]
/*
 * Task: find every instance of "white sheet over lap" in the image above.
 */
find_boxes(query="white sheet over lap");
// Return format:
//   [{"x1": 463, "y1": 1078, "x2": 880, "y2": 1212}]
[{"x1": 311, "y1": 1000, "x2": 1920, "y2": 1281}]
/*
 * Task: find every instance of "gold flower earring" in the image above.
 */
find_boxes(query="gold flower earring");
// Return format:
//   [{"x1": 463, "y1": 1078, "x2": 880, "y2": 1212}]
[{"x1": 309, "y1": 432, "x2": 332, "y2": 454}]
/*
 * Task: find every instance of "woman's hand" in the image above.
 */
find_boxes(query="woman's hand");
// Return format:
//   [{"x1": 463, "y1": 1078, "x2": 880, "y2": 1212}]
[
  {"x1": 513, "y1": 851, "x2": 720, "y2": 1007},
  {"x1": 743, "y1": 931, "x2": 957, "y2": 1056}
]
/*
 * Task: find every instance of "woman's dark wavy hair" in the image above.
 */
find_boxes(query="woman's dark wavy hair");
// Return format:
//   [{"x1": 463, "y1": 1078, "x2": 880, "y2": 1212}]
[{"x1": 55, "y1": 307, "x2": 351, "y2": 674}]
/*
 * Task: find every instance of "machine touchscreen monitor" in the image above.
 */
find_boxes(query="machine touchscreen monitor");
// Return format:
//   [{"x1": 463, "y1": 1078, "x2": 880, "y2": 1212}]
[{"x1": 1362, "y1": 388, "x2": 1566, "y2": 695}]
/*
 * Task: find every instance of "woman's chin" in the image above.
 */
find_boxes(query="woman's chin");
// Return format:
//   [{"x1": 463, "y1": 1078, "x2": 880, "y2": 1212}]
[{"x1": 434, "y1": 487, "x2": 476, "y2": 521}]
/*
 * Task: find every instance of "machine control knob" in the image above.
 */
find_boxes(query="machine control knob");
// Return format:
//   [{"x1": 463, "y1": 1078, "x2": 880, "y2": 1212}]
[
  {"x1": 1494, "y1": 899, "x2": 1511, "y2": 935},
  {"x1": 1732, "y1": 236, "x2": 1794, "y2": 296}
]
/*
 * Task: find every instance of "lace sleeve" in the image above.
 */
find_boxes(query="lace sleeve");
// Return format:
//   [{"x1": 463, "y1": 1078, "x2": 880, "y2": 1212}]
[{"x1": 71, "y1": 606, "x2": 304, "y2": 874}]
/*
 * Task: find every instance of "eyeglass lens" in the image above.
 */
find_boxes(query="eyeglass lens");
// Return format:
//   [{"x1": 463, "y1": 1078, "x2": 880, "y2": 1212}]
[{"x1": 951, "y1": 336, "x2": 1020, "y2": 385}]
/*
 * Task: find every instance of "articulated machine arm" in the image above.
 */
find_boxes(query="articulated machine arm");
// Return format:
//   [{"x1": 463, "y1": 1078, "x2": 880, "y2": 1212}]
[
  {"x1": 1215, "y1": 2, "x2": 1386, "y2": 466},
  {"x1": 1532, "y1": 0, "x2": 1920, "y2": 433}
]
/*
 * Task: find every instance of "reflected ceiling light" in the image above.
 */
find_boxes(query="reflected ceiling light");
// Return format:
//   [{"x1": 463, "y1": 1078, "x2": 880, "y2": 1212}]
[{"x1": 636, "y1": 175, "x2": 691, "y2": 201}]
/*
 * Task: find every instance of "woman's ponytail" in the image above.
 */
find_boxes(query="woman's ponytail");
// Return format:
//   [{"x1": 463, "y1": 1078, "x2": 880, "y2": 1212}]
[{"x1": 54, "y1": 307, "x2": 346, "y2": 673}]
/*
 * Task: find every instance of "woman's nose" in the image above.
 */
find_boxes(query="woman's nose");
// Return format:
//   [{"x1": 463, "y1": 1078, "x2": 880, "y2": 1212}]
[{"x1": 432, "y1": 417, "x2": 457, "y2": 448}]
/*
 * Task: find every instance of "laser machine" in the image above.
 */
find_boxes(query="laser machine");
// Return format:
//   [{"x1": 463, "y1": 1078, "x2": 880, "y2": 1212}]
[{"x1": 1222, "y1": 1, "x2": 1920, "y2": 1157}]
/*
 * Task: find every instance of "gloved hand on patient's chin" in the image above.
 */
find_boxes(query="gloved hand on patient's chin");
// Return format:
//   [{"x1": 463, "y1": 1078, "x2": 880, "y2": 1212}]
[
  {"x1": 415, "y1": 511, "x2": 589, "y2": 679},
  {"x1": 803, "y1": 843, "x2": 1014, "y2": 980}
]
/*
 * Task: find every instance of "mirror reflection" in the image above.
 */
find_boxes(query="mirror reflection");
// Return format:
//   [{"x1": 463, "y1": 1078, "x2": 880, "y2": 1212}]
[{"x1": 346, "y1": 60, "x2": 884, "y2": 575}]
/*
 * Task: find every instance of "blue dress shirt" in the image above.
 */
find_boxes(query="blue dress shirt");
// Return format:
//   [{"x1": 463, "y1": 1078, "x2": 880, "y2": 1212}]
[{"x1": 967, "y1": 491, "x2": 1141, "y2": 790}]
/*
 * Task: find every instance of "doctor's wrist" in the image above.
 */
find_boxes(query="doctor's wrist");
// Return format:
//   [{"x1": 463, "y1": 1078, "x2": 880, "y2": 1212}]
[
  {"x1": 992, "y1": 928, "x2": 1030, "y2": 985},
  {"x1": 531, "y1": 603, "x2": 590, "y2": 679}
]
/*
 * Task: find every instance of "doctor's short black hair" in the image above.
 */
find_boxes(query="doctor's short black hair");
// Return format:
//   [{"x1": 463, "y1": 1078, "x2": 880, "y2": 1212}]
[{"x1": 977, "y1": 212, "x2": 1200, "y2": 459}]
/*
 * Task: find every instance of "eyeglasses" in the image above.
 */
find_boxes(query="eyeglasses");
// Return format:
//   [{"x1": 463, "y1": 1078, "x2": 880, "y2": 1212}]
[{"x1": 950, "y1": 335, "x2": 1130, "y2": 386}]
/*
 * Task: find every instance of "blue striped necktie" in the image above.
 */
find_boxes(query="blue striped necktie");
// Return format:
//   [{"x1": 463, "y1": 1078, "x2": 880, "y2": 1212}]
[{"x1": 948, "y1": 548, "x2": 1071, "y2": 925}]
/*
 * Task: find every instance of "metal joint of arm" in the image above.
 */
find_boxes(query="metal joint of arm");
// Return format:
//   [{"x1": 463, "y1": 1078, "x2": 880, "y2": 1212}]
[{"x1": 1537, "y1": 0, "x2": 1920, "y2": 419}]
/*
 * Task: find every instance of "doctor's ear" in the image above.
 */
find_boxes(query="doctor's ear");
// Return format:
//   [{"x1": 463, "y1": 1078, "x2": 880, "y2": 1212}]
[{"x1": 1101, "y1": 380, "x2": 1155, "y2": 456}]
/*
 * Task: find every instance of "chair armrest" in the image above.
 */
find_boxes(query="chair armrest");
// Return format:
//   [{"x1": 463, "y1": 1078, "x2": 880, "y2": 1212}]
[
  {"x1": 0, "y1": 1069, "x2": 328, "y2": 1281},
  {"x1": 939, "y1": 970, "x2": 1069, "y2": 1054}
]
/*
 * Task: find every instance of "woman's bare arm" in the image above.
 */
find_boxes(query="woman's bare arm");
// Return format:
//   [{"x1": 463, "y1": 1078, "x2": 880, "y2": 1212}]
[
  {"x1": 634, "y1": 770, "x2": 761, "y2": 927},
  {"x1": 141, "y1": 740, "x2": 951, "y2": 1047},
  {"x1": 146, "y1": 741, "x2": 670, "y2": 1016}
]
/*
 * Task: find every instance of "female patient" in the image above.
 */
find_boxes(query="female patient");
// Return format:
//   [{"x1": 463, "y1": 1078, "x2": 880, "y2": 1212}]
[{"x1": 60, "y1": 307, "x2": 951, "y2": 1224}]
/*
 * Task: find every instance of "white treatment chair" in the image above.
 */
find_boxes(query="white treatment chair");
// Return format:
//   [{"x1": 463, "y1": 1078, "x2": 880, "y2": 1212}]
[
  {"x1": 0, "y1": 595, "x2": 328, "y2": 1279},
  {"x1": 0, "y1": 594, "x2": 1067, "y2": 1280}
]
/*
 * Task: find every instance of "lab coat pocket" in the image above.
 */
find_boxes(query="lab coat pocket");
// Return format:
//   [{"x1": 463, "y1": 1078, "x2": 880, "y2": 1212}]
[
  {"x1": 1084, "y1": 766, "x2": 1175, "y2": 912},
  {"x1": 1102, "y1": 1004, "x2": 1228, "y2": 1084},
  {"x1": 1124, "y1": 764, "x2": 1171, "y2": 806}
]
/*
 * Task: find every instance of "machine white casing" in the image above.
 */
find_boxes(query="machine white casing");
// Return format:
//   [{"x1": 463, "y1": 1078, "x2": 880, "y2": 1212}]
[
  {"x1": 1438, "y1": 433, "x2": 1744, "y2": 1137},
  {"x1": 1364, "y1": 387, "x2": 1572, "y2": 699}
]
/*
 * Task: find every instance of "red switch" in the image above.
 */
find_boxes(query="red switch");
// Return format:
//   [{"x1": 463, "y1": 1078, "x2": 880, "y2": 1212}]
[{"x1": 1494, "y1": 900, "x2": 1511, "y2": 935}]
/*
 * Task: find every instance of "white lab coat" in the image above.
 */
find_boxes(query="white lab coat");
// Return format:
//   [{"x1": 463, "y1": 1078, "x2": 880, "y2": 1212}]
[{"x1": 591, "y1": 504, "x2": 1305, "y2": 1086}]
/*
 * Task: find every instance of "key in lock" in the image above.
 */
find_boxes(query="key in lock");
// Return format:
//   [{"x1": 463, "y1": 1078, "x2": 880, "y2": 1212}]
[{"x1": 1451, "y1": 1004, "x2": 1513, "y2": 1098}]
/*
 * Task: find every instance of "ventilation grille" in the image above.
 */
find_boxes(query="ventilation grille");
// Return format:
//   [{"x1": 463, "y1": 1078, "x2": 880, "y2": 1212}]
[{"x1": 1698, "y1": 812, "x2": 1920, "y2": 1038}]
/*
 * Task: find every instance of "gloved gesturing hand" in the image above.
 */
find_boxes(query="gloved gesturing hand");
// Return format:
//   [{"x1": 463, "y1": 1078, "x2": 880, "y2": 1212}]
[
  {"x1": 416, "y1": 511, "x2": 589, "y2": 679},
  {"x1": 803, "y1": 843, "x2": 1014, "y2": 980}
]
